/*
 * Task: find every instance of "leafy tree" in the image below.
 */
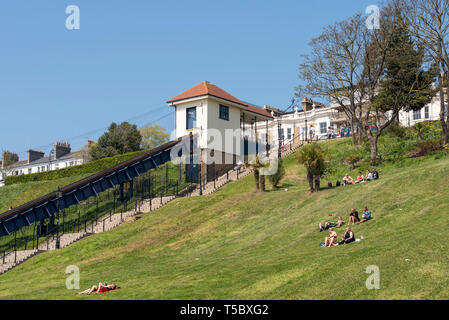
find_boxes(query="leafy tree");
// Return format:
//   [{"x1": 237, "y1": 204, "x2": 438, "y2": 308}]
[
  {"x1": 140, "y1": 125, "x2": 170, "y2": 150},
  {"x1": 366, "y1": 5, "x2": 435, "y2": 164},
  {"x1": 89, "y1": 122, "x2": 142, "y2": 160},
  {"x1": 296, "y1": 143, "x2": 328, "y2": 192},
  {"x1": 268, "y1": 158, "x2": 286, "y2": 189}
]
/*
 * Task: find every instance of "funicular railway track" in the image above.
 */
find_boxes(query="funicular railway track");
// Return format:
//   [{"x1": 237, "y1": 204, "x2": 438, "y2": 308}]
[{"x1": 0, "y1": 137, "x2": 190, "y2": 237}]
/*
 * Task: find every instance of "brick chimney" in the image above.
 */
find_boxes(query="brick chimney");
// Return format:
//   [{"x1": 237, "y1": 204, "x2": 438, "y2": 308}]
[
  {"x1": 27, "y1": 150, "x2": 45, "y2": 164},
  {"x1": 54, "y1": 142, "x2": 71, "y2": 159},
  {"x1": 302, "y1": 98, "x2": 313, "y2": 111},
  {"x1": 2, "y1": 151, "x2": 19, "y2": 168}
]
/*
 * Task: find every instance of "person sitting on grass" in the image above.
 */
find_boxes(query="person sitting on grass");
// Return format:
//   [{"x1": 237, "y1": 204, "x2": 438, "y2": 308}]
[
  {"x1": 343, "y1": 174, "x2": 354, "y2": 186},
  {"x1": 337, "y1": 216, "x2": 345, "y2": 227},
  {"x1": 355, "y1": 172, "x2": 364, "y2": 184},
  {"x1": 372, "y1": 168, "x2": 379, "y2": 180},
  {"x1": 77, "y1": 282, "x2": 119, "y2": 295},
  {"x1": 338, "y1": 227, "x2": 355, "y2": 245},
  {"x1": 366, "y1": 170, "x2": 373, "y2": 181},
  {"x1": 319, "y1": 216, "x2": 344, "y2": 232},
  {"x1": 348, "y1": 208, "x2": 360, "y2": 225},
  {"x1": 324, "y1": 228, "x2": 338, "y2": 247},
  {"x1": 357, "y1": 207, "x2": 372, "y2": 224}
]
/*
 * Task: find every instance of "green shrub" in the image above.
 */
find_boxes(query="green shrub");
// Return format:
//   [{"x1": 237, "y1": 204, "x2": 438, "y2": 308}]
[
  {"x1": 268, "y1": 158, "x2": 285, "y2": 189},
  {"x1": 407, "y1": 139, "x2": 443, "y2": 158},
  {"x1": 385, "y1": 123, "x2": 409, "y2": 138},
  {"x1": 412, "y1": 121, "x2": 442, "y2": 140},
  {"x1": 344, "y1": 155, "x2": 362, "y2": 170},
  {"x1": 5, "y1": 150, "x2": 148, "y2": 186}
]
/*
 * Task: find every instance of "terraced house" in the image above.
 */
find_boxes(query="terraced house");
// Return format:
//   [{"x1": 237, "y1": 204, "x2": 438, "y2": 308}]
[{"x1": 0, "y1": 142, "x2": 87, "y2": 186}]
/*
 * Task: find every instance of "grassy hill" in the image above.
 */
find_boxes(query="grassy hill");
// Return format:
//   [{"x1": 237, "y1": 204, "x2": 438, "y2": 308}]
[{"x1": 1, "y1": 136, "x2": 448, "y2": 299}]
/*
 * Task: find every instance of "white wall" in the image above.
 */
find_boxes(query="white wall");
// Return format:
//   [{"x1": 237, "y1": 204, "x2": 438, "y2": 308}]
[
  {"x1": 398, "y1": 96, "x2": 443, "y2": 127},
  {"x1": 173, "y1": 97, "x2": 245, "y2": 155},
  {"x1": 174, "y1": 98, "x2": 208, "y2": 148},
  {"x1": 206, "y1": 99, "x2": 242, "y2": 156},
  {"x1": 255, "y1": 108, "x2": 337, "y2": 142}
]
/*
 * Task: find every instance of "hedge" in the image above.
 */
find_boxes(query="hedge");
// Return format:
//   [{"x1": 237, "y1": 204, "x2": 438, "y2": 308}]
[{"x1": 5, "y1": 150, "x2": 149, "y2": 186}]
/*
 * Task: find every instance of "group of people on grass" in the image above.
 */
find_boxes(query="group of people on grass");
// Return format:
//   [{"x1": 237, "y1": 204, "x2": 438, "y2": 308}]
[
  {"x1": 319, "y1": 207, "x2": 372, "y2": 248},
  {"x1": 342, "y1": 168, "x2": 379, "y2": 186}
]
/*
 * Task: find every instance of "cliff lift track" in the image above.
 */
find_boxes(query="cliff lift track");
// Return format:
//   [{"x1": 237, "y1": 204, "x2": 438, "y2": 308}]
[{"x1": 0, "y1": 135, "x2": 195, "y2": 237}]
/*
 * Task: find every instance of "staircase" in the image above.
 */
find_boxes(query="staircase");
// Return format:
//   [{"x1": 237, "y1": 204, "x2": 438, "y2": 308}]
[{"x1": 0, "y1": 141, "x2": 305, "y2": 275}]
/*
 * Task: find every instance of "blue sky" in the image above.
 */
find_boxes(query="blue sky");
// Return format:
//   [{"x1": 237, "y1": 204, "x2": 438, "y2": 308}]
[{"x1": 0, "y1": 0, "x2": 379, "y2": 158}]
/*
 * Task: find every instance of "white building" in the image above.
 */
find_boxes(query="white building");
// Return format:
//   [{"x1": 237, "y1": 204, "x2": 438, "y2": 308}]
[
  {"x1": 168, "y1": 81, "x2": 274, "y2": 179},
  {"x1": 0, "y1": 142, "x2": 87, "y2": 186},
  {"x1": 255, "y1": 98, "x2": 344, "y2": 145},
  {"x1": 168, "y1": 82, "x2": 341, "y2": 180},
  {"x1": 397, "y1": 92, "x2": 447, "y2": 127}
]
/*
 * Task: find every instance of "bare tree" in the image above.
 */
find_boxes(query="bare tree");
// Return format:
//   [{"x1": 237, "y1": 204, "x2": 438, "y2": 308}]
[
  {"x1": 297, "y1": 13, "x2": 367, "y2": 145},
  {"x1": 404, "y1": 0, "x2": 449, "y2": 143}
]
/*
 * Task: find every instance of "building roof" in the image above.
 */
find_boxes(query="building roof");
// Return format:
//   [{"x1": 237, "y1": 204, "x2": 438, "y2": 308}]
[
  {"x1": 167, "y1": 81, "x2": 273, "y2": 119},
  {"x1": 247, "y1": 104, "x2": 275, "y2": 118},
  {"x1": 167, "y1": 81, "x2": 248, "y2": 107}
]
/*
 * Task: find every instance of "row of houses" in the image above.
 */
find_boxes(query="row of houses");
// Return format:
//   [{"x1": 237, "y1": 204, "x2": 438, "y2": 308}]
[
  {"x1": 0, "y1": 142, "x2": 87, "y2": 186},
  {"x1": 1, "y1": 81, "x2": 443, "y2": 186}
]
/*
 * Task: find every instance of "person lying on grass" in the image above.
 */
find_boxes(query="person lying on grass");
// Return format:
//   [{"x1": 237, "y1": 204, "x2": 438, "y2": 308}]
[
  {"x1": 324, "y1": 228, "x2": 338, "y2": 247},
  {"x1": 343, "y1": 174, "x2": 354, "y2": 186},
  {"x1": 357, "y1": 207, "x2": 372, "y2": 224},
  {"x1": 348, "y1": 208, "x2": 360, "y2": 225},
  {"x1": 319, "y1": 216, "x2": 344, "y2": 232},
  {"x1": 77, "y1": 283, "x2": 119, "y2": 295},
  {"x1": 338, "y1": 227, "x2": 355, "y2": 245}
]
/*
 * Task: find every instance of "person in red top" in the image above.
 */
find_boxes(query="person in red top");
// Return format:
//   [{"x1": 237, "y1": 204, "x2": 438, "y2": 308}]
[
  {"x1": 78, "y1": 282, "x2": 119, "y2": 295},
  {"x1": 355, "y1": 172, "x2": 365, "y2": 184}
]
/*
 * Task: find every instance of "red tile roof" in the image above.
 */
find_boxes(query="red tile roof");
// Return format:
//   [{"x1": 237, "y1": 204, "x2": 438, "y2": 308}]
[
  {"x1": 247, "y1": 104, "x2": 273, "y2": 118},
  {"x1": 167, "y1": 81, "x2": 247, "y2": 106},
  {"x1": 167, "y1": 81, "x2": 273, "y2": 118}
]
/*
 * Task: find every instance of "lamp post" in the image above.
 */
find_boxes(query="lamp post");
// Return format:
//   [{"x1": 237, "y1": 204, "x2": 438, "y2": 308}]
[
  {"x1": 48, "y1": 148, "x2": 54, "y2": 172},
  {"x1": 304, "y1": 111, "x2": 308, "y2": 143},
  {"x1": 55, "y1": 187, "x2": 62, "y2": 249},
  {"x1": 277, "y1": 116, "x2": 282, "y2": 159}
]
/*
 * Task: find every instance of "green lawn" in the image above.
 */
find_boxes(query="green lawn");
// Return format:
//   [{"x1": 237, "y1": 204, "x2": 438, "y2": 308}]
[{"x1": 0, "y1": 138, "x2": 448, "y2": 299}]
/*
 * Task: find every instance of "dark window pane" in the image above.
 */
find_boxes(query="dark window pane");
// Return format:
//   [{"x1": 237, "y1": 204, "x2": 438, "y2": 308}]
[
  {"x1": 186, "y1": 107, "x2": 197, "y2": 130},
  {"x1": 219, "y1": 105, "x2": 229, "y2": 121}
]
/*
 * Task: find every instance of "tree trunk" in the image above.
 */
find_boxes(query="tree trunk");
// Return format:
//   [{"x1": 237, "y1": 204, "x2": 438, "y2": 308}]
[
  {"x1": 307, "y1": 168, "x2": 314, "y2": 192},
  {"x1": 314, "y1": 175, "x2": 321, "y2": 192},
  {"x1": 357, "y1": 130, "x2": 364, "y2": 145},
  {"x1": 254, "y1": 169, "x2": 260, "y2": 190},
  {"x1": 260, "y1": 174, "x2": 266, "y2": 192},
  {"x1": 351, "y1": 119, "x2": 357, "y2": 145},
  {"x1": 438, "y1": 69, "x2": 449, "y2": 144},
  {"x1": 369, "y1": 135, "x2": 379, "y2": 166}
]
